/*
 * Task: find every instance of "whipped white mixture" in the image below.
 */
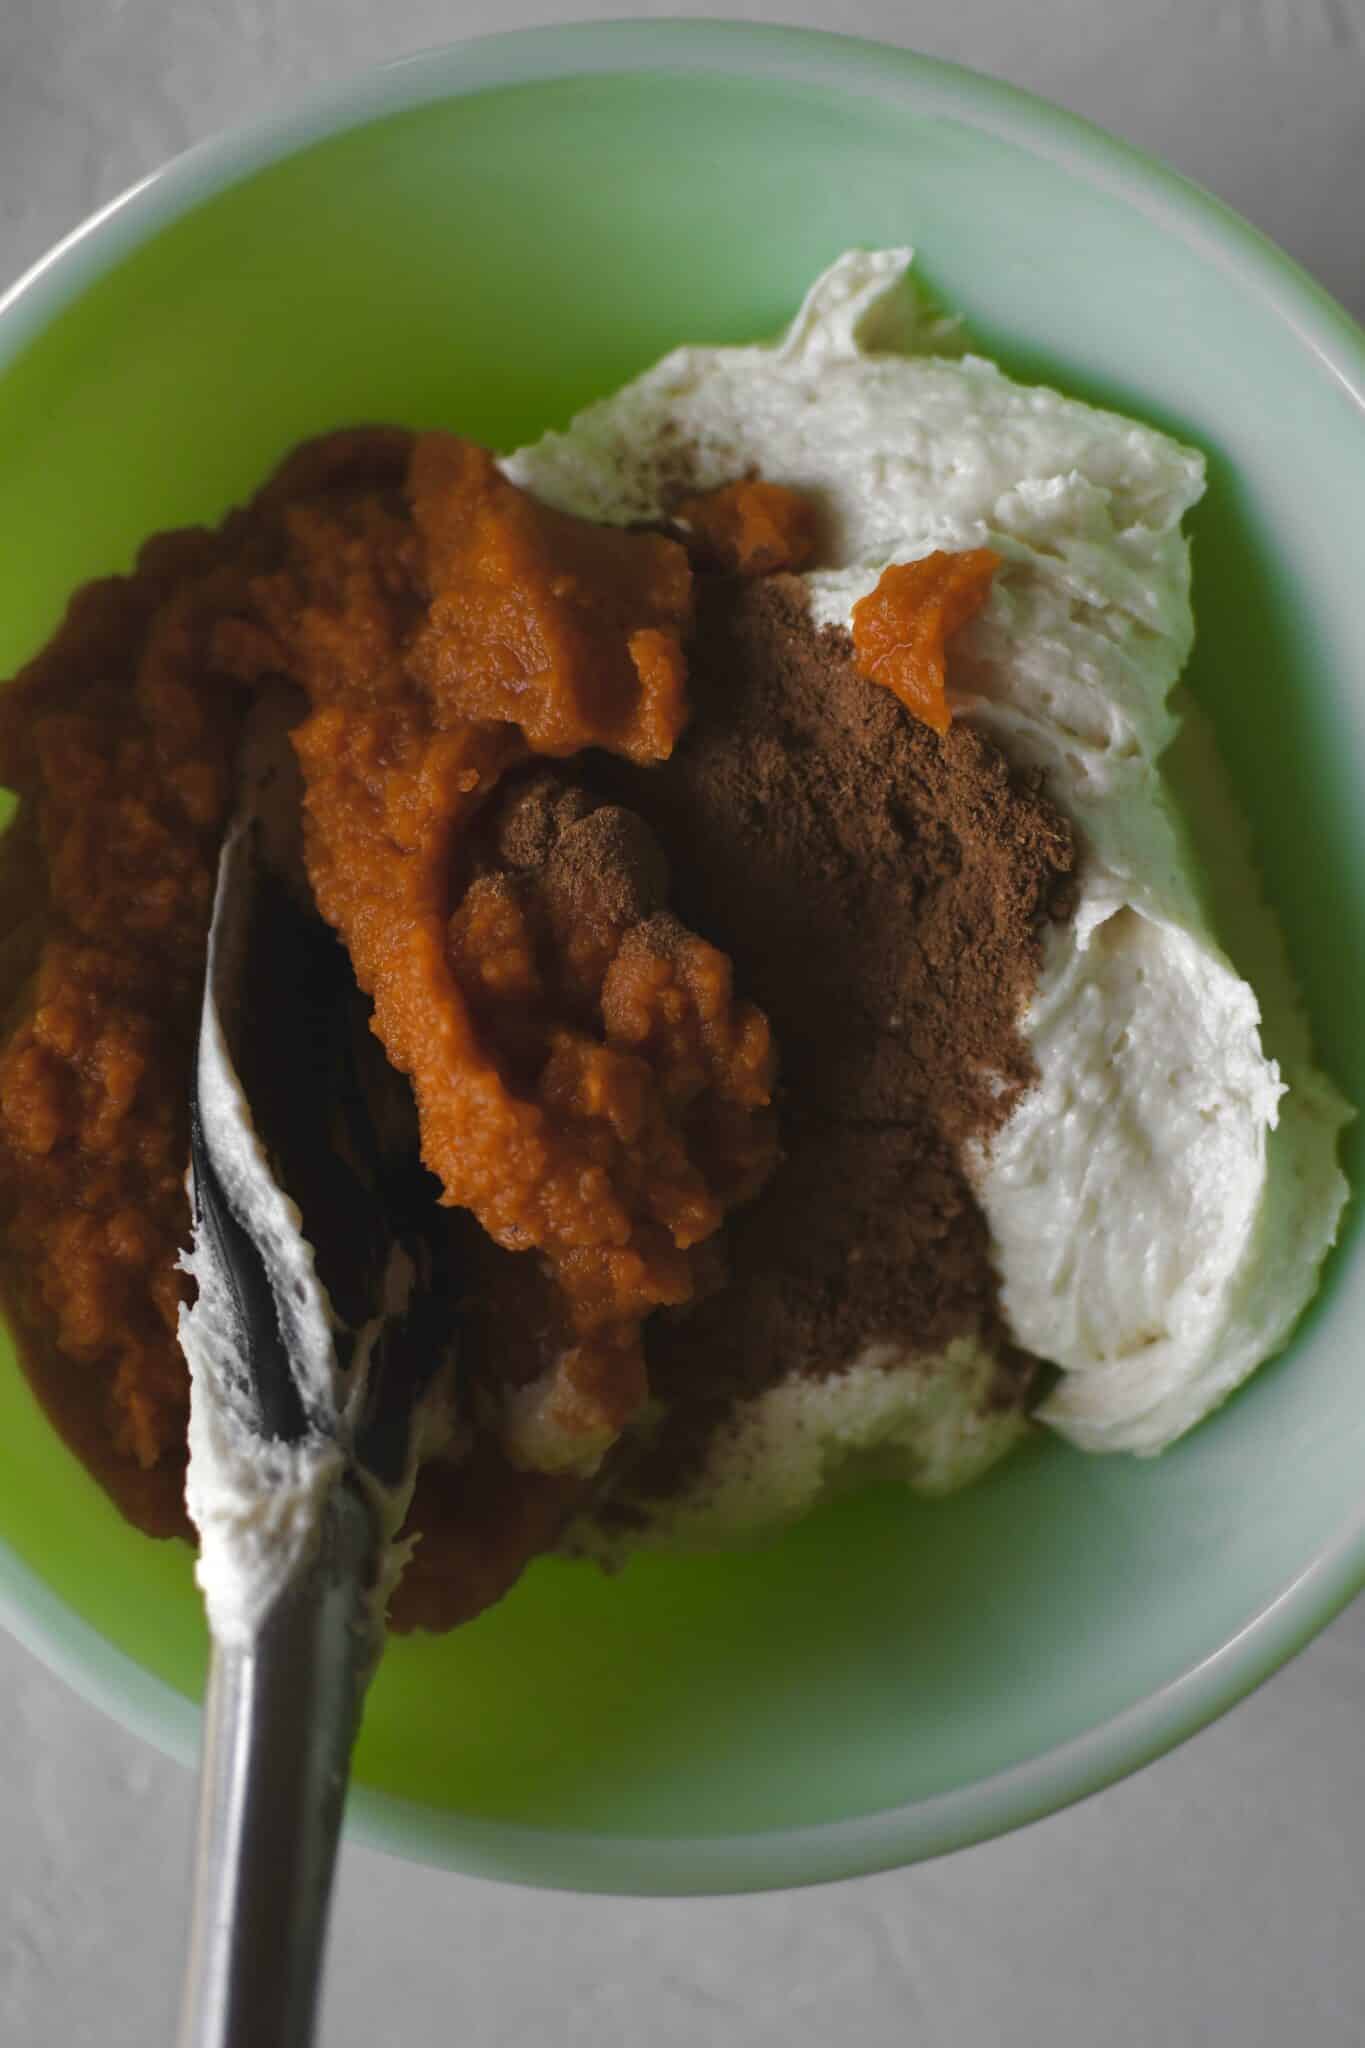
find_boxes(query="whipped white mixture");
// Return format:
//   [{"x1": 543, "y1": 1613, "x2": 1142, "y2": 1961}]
[{"x1": 509, "y1": 249, "x2": 1349, "y2": 1531}]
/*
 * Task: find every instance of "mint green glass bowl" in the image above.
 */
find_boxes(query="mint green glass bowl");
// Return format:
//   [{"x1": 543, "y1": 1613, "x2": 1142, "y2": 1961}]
[{"x1": 2, "y1": 23, "x2": 1364, "y2": 1896}]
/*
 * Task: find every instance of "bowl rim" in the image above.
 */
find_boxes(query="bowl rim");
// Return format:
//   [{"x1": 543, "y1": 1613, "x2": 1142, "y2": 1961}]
[{"x1": 3, "y1": 18, "x2": 1365, "y2": 1896}]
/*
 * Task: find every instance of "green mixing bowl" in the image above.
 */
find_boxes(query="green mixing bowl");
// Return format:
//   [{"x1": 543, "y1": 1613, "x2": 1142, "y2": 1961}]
[{"x1": 2, "y1": 22, "x2": 1363, "y2": 1895}]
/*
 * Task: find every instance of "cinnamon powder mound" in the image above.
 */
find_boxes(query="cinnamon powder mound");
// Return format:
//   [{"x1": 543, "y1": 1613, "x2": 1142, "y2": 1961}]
[{"x1": 584, "y1": 574, "x2": 1076, "y2": 1505}]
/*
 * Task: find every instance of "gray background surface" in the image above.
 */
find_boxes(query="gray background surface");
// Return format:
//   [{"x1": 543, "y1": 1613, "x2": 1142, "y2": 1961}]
[{"x1": 3, "y1": 3, "x2": 1365, "y2": 2043}]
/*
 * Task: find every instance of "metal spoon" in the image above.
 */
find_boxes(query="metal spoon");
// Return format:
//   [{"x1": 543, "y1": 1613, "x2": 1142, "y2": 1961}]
[{"x1": 176, "y1": 722, "x2": 455, "y2": 2048}]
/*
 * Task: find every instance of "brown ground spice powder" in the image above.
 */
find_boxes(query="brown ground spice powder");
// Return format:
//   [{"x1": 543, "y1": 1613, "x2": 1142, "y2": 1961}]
[{"x1": 582, "y1": 574, "x2": 1076, "y2": 1507}]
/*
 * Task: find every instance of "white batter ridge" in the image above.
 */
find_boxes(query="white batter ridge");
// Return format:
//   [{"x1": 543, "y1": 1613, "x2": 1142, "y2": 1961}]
[{"x1": 509, "y1": 250, "x2": 1350, "y2": 1545}]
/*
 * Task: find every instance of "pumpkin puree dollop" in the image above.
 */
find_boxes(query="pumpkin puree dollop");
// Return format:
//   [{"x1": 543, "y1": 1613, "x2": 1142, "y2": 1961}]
[
  {"x1": 0, "y1": 431, "x2": 779, "y2": 1560},
  {"x1": 235, "y1": 433, "x2": 778, "y2": 1476},
  {"x1": 851, "y1": 547, "x2": 1000, "y2": 735}
]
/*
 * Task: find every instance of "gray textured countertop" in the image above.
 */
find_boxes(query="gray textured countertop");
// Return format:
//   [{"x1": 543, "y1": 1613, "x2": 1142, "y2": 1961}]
[{"x1": 4, "y1": 4, "x2": 1365, "y2": 2043}]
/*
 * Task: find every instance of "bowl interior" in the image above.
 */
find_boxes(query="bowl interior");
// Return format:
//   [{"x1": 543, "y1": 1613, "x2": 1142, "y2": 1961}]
[{"x1": 2, "y1": 40, "x2": 1364, "y2": 1891}]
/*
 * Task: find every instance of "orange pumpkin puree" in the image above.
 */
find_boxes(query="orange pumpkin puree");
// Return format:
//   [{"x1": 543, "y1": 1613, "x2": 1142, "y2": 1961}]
[
  {"x1": 0, "y1": 433, "x2": 778, "y2": 1603},
  {"x1": 0, "y1": 525, "x2": 262, "y2": 1512},
  {"x1": 676, "y1": 479, "x2": 818, "y2": 577},
  {"x1": 232, "y1": 434, "x2": 777, "y2": 1477},
  {"x1": 850, "y1": 547, "x2": 1000, "y2": 735}
]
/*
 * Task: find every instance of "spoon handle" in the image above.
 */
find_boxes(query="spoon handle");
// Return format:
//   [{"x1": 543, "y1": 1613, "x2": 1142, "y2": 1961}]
[{"x1": 176, "y1": 1479, "x2": 376, "y2": 2048}]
